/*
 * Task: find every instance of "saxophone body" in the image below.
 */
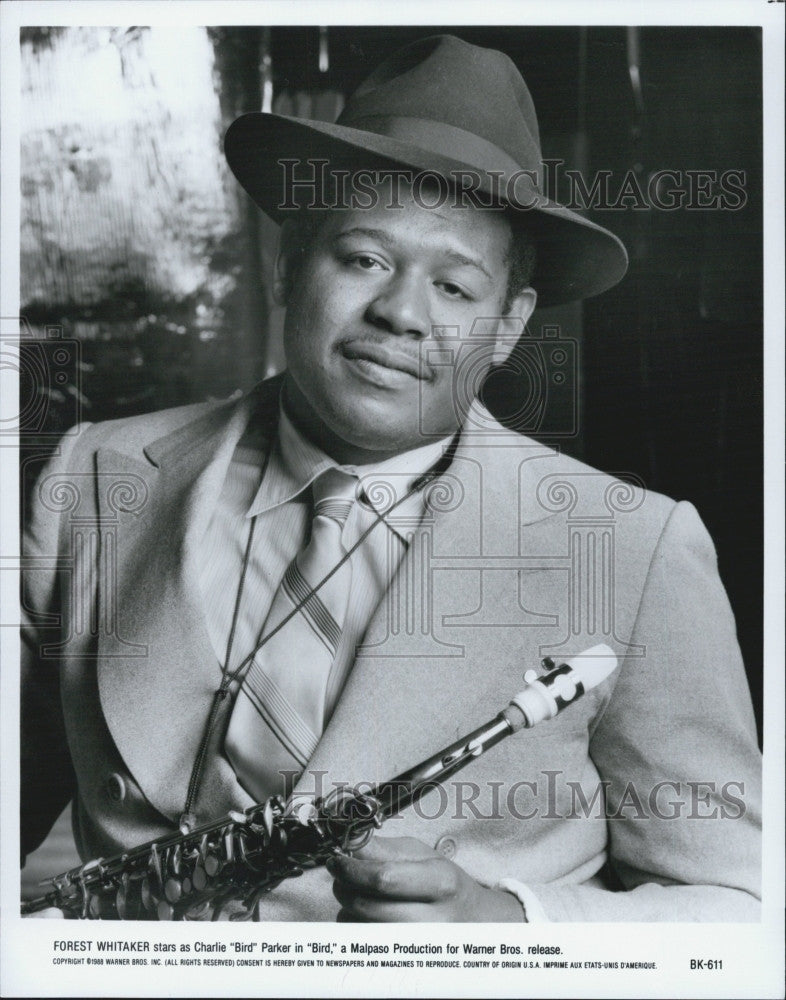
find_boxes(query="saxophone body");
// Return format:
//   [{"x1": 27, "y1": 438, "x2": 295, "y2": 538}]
[{"x1": 21, "y1": 645, "x2": 616, "y2": 921}]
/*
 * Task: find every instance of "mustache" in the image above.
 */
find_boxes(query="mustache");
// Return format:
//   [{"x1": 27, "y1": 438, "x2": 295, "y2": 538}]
[{"x1": 339, "y1": 338, "x2": 435, "y2": 381}]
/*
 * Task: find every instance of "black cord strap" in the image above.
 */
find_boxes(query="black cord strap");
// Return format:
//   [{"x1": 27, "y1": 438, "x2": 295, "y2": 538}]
[{"x1": 181, "y1": 431, "x2": 460, "y2": 829}]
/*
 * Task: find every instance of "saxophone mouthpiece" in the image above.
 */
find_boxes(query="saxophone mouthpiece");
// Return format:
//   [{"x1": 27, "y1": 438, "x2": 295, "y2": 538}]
[
  {"x1": 567, "y1": 644, "x2": 618, "y2": 692},
  {"x1": 503, "y1": 644, "x2": 618, "y2": 732}
]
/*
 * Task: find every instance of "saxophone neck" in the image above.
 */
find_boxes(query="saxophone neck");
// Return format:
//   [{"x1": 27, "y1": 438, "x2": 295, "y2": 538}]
[{"x1": 372, "y1": 715, "x2": 513, "y2": 818}]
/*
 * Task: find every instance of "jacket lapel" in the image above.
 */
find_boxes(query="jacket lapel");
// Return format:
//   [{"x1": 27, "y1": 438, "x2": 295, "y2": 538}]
[{"x1": 96, "y1": 386, "x2": 279, "y2": 822}]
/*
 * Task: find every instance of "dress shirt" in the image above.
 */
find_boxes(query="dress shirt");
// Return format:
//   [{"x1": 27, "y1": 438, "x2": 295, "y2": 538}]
[{"x1": 198, "y1": 400, "x2": 451, "y2": 741}]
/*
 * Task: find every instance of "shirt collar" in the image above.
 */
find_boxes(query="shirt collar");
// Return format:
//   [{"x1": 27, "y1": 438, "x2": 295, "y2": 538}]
[{"x1": 246, "y1": 397, "x2": 453, "y2": 537}]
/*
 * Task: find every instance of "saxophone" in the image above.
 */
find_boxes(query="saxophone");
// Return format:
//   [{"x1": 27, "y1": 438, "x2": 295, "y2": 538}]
[{"x1": 21, "y1": 645, "x2": 616, "y2": 920}]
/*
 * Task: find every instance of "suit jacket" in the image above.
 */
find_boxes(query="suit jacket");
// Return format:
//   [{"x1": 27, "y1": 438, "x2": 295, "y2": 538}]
[{"x1": 21, "y1": 376, "x2": 762, "y2": 921}]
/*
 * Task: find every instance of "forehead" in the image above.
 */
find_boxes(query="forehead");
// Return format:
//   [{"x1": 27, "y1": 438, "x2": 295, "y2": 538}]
[{"x1": 312, "y1": 175, "x2": 513, "y2": 265}]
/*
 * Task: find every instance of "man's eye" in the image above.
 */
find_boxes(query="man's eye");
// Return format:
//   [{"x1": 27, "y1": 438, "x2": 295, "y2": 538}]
[
  {"x1": 437, "y1": 281, "x2": 471, "y2": 300},
  {"x1": 346, "y1": 254, "x2": 384, "y2": 270}
]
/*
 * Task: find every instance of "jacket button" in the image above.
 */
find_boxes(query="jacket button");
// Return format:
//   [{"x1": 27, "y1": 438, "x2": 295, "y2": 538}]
[
  {"x1": 434, "y1": 835, "x2": 457, "y2": 859},
  {"x1": 106, "y1": 773, "x2": 126, "y2": 802}
]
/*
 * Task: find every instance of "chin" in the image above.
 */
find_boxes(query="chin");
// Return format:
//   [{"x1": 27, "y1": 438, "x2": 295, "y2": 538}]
[
  {"x1": 331, "y1": 397, "x2": 461, "y2": 455},
  {"x1": 333, "y1": 418, "x2": 418, "y2": 455}
]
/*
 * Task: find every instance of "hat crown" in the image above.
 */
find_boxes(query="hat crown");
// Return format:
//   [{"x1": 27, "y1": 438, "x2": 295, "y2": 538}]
[
  {"x1": 223, "y1": 33, "x2": 629, "y2": 305},
  {"x1": 337, "y1": 35, "x2": 543, "y2": 174}
]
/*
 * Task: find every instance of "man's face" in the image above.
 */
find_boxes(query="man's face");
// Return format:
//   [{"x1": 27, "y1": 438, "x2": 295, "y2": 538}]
[{"x1": 277, "y1": 180, "x2": 536, "y2": 462}]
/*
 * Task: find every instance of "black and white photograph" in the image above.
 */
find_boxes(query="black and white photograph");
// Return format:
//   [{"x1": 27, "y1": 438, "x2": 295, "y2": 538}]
[{"x1": 1, "y1": 2, "x2": 783, "y2": 998}]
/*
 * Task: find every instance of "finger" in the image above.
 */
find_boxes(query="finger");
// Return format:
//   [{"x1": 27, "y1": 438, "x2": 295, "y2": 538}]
[
  {"x1": 336, "y1": 907, "x2": 371, "y2": 923},
  {"x1": 330, "y1": 856, "x2": 459, "y2": 902},
  {"x1": 352, "y1": 835, "x2": 436, "y2": 862},
  {"x1": 336, "y1": 894, "x2": 438, "y2": 923}
]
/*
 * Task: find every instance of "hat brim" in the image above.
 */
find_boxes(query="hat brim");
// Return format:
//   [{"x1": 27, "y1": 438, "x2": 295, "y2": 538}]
[{"x1": 224, "y1": 113, "x2": 628, "y2": 307}]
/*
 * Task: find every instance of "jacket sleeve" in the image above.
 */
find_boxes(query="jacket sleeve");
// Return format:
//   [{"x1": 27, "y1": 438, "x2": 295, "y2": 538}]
[
  {"x1": 20, "y1": 428, "x2": 91, "y2": 863},
  {"x1": 531, "y1": 500, "x2": 762, "y2": 921}
]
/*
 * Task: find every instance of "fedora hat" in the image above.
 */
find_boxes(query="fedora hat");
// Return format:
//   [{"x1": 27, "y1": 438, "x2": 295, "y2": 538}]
[{"x1": 224, "y1": 34, "x2": 628, "y2": 306}]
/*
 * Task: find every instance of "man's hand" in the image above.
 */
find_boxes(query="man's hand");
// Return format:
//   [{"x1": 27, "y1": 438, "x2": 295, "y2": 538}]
[
  {"x1": 23, "y1": 907, "x2": 66, "y2": 918},
  {"x1": 327, "y1": 836, "x2": 524, "y2": 922}
]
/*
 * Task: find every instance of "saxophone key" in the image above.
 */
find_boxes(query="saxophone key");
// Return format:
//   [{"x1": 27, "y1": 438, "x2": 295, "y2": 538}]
[
  {"x1": 204, "y1": 853, "x2": 222, "y2": 878},
  {"x1": 140, "y1": 876, "x2": 157, "y2": 913},
  {"x1": 169, "y1": 844, "x2": 183, "y2": 876},
  {"x1": 148, "y1": 843, "x2": 163, "y2": 892},
  {"x1": 115, "y1": 878, "x2": 141, "y2": 920},
  {"x1": 164, "y1": 877, "x2": 182, "y2": 903},
  {"x1": 191, "y1": 864, "x2": 208, "y2": 892},
  {"x1": 89, "y1": 892, "x2": 117, "y2": 919}
]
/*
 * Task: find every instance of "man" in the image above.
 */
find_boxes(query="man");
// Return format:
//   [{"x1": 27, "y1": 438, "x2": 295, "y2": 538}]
[{"x1": 21, "y1": 35, "x2": 761, "y2": 921}]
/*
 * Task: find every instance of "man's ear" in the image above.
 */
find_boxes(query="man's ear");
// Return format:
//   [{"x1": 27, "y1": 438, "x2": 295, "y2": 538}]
[
  {"x1": 273, "y1": 219, "x2": 300, "y2": 307},
  {"x1": 492, "y1": 287, "x2": 538, "y2": 366}
]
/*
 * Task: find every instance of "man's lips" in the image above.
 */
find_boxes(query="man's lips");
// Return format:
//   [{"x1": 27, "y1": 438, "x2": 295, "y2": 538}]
[{"x1": 340, "y1": 340, "x2": 429, "y2": 380}]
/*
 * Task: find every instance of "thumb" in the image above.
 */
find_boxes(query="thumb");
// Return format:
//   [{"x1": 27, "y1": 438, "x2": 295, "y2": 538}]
[
  {"x1": 25, "y1": 907, "x2": 66, "y2": 919},
  {"x1": 352, "y1": 835, "x2": 436, "y2": 862}
]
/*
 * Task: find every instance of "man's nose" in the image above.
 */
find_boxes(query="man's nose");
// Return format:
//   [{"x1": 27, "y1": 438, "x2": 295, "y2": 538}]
[{"x1": 364, "y1": 272, "x2": 431, "y2": 338}]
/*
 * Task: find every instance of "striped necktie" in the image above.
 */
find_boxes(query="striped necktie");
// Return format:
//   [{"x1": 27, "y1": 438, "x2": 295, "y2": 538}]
[{"x1": 225, "y1": 468, "x2": 358, "y2": 801}]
